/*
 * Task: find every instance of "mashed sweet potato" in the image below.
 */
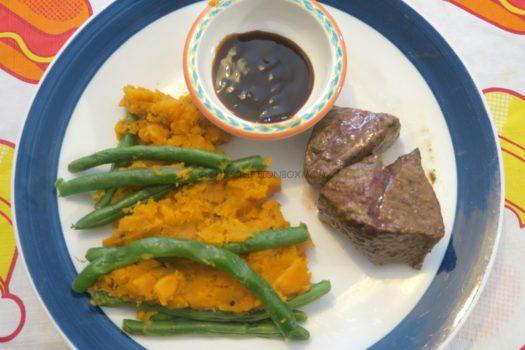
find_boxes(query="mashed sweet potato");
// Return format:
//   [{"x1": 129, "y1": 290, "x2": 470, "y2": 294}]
[
  {"x1": 91, "y1": 86, "x2": 312, "y2": 313},
  {"x1": 104, "y1": 173, "x2": 287, "y2": 247},
  {"x1": 93, "y1": 243, "x2": 310, "y2": 313},
  {"x1": 117, "y1": 85, "x2": 230, "y2": 151}
]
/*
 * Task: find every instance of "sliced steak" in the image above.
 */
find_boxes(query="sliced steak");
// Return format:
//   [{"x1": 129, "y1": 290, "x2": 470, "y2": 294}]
[
  {"x1": 318, "y1": 149, "x2": 444, "y2": 269},
  {"x1": 304, "y1": 107, "x2": 400, "y2": 185}
]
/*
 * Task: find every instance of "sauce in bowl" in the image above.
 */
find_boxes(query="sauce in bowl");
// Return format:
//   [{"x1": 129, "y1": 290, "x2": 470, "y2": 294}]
[{"x1": 213, "y1": 31, "x2": 314, "y2": 124}]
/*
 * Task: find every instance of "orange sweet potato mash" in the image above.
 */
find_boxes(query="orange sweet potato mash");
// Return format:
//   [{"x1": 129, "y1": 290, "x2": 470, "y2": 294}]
[
  {"x1": 90, "y1": 86, "x2": 312, "y2": 313},
  {"x1": 117, "y1": 85, "x2": 230, "y2": 150}
]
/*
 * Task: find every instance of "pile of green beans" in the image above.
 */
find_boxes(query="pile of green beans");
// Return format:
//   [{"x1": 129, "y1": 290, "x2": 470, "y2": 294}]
[
  {"x1": 69, "y1": 156, "x2": 267, "y2": 229},
  {"x1": 58, "y1": 116, "x2": 268, "y2": 227},
  {"x1": 74, "y1": 222, "x2": 329, "y2": 340},
  {"x1": 76, "y1": 235, "x2": 331, "y2": 340},
  {"x1": 65, "y1": 115, "x2": 331, "y2": 340},
  {"x1": 58, "y1": 152, "x2": 266, "y2": 197},
  {"x1": 73, "y1": 237, "x2": 309, "y2": 339}
]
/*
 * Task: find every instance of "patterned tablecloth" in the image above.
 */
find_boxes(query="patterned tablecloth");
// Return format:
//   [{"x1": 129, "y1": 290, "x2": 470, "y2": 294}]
[{"x1": 0, "y1": 0, "x2": 523, "y2": 349}]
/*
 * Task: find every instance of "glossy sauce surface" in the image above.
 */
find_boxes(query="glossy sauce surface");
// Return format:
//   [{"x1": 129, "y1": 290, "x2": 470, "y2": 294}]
[{"x1": 213, "y1": 31, "x2": 313, "y2": 123}]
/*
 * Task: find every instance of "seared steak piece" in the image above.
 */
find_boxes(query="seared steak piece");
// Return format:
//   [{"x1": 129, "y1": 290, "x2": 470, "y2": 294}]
[
  {"x1": 304, "y1": 107, "x2": 400, "y2": 185},
  {"x1": 318, "y1": 149, "x2": 444, "y2": 269}
]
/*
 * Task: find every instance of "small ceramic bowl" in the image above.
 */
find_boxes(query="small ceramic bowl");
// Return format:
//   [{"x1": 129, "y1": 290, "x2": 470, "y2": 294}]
[{"x1": 183, "y1": 0, "x2": 347, "y2": 140}]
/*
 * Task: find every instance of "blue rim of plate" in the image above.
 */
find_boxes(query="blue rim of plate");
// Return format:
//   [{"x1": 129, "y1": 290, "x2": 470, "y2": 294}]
[{"x1": 14, "y1": 0, "x2": 502, "y2": 349}]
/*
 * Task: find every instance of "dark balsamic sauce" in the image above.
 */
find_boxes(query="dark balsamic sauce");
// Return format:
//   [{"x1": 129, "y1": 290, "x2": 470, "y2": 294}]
[{"x1": 212, "y1": 31, "x2": 314, "y2": 124}]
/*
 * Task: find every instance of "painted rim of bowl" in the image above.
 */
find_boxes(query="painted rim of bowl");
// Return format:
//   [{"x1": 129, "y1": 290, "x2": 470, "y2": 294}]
[{"x1": 183, "y1": 0, "x2": 347, "y2": 139}]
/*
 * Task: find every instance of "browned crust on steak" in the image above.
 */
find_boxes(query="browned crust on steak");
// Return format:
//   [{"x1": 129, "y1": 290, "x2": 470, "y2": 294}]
[
  {"x1": 318, "y1": 149, "x2": 444, "y2": 269},
  {"x1": 304, "y1": 107, "x2": 401, "y2": 185}
]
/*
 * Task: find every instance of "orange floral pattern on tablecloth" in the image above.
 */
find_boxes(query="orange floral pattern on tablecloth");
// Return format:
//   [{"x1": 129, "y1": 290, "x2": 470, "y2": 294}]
[
  {"x1": 0, "y1": 0, "x2": 92, "y2": 343},
  {"x1": 484, "y1": 88, "x2": 525, "y2": 228},
  {"x1": 447, "y1": 0, "x2": 525, "y2": 34},
  {"x1": 0, "y1": 0, "x2": 92, "y2": 83}
]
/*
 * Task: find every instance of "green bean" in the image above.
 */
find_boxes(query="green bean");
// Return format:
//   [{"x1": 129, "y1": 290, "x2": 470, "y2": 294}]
[
  {"x1": 123, "y1": 319, "x2": 284, "y2": 338},
  {"x1": 144, "y1": 309, "x2": 308, "y2": 324},
  {"x1": 95, "y1": 113, "x2": 138, "y2": 209},
  {"x1": 69, "y1": 146, "x2": 231, "y2": 173},
  {"x1": 72, "y1": 238, "x2": 308, "y2": 339},
  {"x1": 90, "y1": 291, "x2": 128, "y2": 307},
  {"x1": 85, "y1": 226, "x2": 310, "y2": 260},
  {"x1": 95, "y1": 187, "x2": 118, "y2": 210},
  {"x1": 85, "y1": 246, "x2": 132, "y2": 261},
  {"x1": 90, "y1": 291, "x2": 307, "y2": 323},
  {"x1": 114, "y1": 112, "x2": 139, "y2": 168},
  {"x1": 150, "y1": 313, "x2": 174, "y2": 322},
  {"x1": 287, "y1": 280, "x2": 331, "y2": 309},
  {"x1": 222, "y1": 226, "x2": 309, "y2": 254},
  {"x1": 223, "y1": 155, "x2": 267, "y2": 177},
  {"x1": 56, "y1": 156, "x2": 267, "y2": 197},
  {"x1": 73, "y1": 185, "x2": 172, "y2": 229},
  {"x1": 112, "y1": 134, "x2": 137, "y2": 167},
  {"x1": 55, "y1": 165, "x2": 219, "y2": 197}
]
